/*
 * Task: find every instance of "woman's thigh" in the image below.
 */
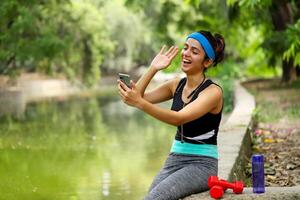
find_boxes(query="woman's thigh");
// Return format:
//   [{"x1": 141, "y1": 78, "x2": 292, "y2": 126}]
[{"x1": 144, "y1": 164, "x2": 217, "y2": 200}]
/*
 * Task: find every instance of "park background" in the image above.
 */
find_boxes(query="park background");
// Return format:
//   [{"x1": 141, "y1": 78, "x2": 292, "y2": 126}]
[{"x1": 0, "y1": 0, "x2": 299, "y2": 200}]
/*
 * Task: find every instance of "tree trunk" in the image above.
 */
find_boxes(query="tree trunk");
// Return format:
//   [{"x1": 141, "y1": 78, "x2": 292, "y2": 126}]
[
  {"x1": 295, "y1": 0, "x2": 300, "y2": 20},
  {"x1": 296, "y1": 65, "x2": 300, "y2": 77},
  {"x1": 82, "y1": 36, "x2": 92, "y2": 81},
  {"x1": 270, "y1": 1, "x2": 295, "y2": 82},
  {"x1": 282, "y1": 59, "x2": 297, "y2": 83}
]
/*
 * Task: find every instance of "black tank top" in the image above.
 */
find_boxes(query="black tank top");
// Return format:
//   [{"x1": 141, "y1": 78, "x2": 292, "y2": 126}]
[{"x1": 171, "y1": 78, "x2": 222, "y2": 145}]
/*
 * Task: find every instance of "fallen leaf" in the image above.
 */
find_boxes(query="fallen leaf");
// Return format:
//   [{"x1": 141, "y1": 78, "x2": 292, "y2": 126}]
[
  {"x1": 266, "y1": 175, "x2": 276, "y2": 181},
  {"x1": 286, "y1": 163, "x2": 296, "y2": 170},
  {"x1": 264, "y1": 138, "x2": 275, "y2": 143}
]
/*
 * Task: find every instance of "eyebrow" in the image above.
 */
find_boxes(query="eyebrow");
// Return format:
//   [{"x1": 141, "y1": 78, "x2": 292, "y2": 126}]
[{"x1": 184, "y1": 43, "x2": 201, "y2": 51}]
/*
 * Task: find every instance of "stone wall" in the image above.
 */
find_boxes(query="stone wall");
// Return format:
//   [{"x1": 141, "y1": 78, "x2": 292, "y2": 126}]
[{"x1": 218, "y1": 81, "x2": 255, "y2": 181}]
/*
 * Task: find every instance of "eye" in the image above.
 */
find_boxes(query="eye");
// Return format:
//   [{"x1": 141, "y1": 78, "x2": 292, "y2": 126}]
[{"x1": 191, "y1": 47, "x2": 199, "y2": 54}]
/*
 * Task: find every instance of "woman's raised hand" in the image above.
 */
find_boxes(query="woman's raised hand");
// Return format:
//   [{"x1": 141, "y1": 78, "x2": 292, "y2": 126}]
[{"x1": 150, "y1": 45, "x2": 179, "y2": 70}]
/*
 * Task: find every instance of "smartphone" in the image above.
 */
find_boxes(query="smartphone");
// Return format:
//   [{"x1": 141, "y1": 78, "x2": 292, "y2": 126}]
[{"x1": 118, "y1": 73, "x2": 131, "y2": 88}]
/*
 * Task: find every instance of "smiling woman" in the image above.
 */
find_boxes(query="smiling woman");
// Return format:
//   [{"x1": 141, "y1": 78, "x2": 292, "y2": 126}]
[{"x1": 118, "y1": 30, "x2": 225, "y2": 200}]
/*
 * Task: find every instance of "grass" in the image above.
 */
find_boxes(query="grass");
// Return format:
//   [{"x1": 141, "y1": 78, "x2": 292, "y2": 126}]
[{"x1": 245, "y1": 79, "x2": 300, "y2": 123}]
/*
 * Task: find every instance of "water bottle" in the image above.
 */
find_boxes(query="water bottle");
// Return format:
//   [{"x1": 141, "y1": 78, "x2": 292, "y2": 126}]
[{"x1": 252, "y1": 154, "x2": 265, "y2": 193}]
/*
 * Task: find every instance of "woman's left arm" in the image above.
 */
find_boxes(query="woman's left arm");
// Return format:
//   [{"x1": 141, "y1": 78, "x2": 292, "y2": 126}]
[{"x1": 118, "y1": 80, "x2": 222, "y2": 126}]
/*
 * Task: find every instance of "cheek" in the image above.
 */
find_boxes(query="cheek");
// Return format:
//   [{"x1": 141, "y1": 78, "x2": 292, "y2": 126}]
[{"x1": 192, "y1": 54, "x2": 205, "y2": 63}]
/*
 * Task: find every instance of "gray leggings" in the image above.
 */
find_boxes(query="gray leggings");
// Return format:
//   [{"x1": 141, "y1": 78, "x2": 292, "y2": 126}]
[{"x1": 144, "y1": 153, "x2": 218, "y2": 200}]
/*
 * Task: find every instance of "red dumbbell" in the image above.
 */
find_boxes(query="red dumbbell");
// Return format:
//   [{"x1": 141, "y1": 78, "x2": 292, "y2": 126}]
[
  {"x1": 208, "y1": 176, "x2": 244, "y2": 194},
  {"x1": 209, "y1": 185, "x2": 224, "y2": 199}
]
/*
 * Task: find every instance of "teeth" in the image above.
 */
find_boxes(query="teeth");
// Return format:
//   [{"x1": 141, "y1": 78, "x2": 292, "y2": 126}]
[{"x1": 183, "y1": 59, "x2": 192, "y2": 64}]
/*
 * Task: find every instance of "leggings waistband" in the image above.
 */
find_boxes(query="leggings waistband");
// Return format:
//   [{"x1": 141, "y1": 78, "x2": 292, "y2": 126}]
[{"x1": 170, "y1": 140, "x2": 218, "y2": 159}]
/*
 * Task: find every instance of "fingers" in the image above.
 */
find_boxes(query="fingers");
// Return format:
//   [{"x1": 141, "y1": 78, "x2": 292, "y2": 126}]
[
  {"x1": 169, "y1": 47, "x2": 179, "y2": 60},
  {"x1": 118, "y1": 82, "x2": 126, "y2": 96},
  {"x1": 159, "y1": 45, "x2": 178, "y2": 57},
  {"x1": 165, "y1": 46, "x2": 179, "y2": 58},
  {"x1": 118, "y1": 90, "x2": 126, "y2": 100},
  {"x1": 159, "y1": 45, "x2": 166, "y2": 54},
  {"x1": 130, "y1": 80, "x2": 136, "y2": 89},
  {"x1": 118, "y1": 80, "x2": 130, "y2": 92},
  {"x1": 165, "y1": 46, "x2": 175, "y2": 56},
  {"x1": 118, "y1": 81, "x2": 130, "y2": 103}
]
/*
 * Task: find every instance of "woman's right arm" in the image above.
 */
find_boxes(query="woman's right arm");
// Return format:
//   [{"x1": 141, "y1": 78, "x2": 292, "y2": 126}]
[{"x1": 135, "y1": 66, "x2": 158, "y2": 97}]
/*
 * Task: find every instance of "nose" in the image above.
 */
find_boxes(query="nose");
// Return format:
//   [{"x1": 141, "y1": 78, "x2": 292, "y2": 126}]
[{"x1": 182, "y1": 48, "x2": 191, "y2": 57}]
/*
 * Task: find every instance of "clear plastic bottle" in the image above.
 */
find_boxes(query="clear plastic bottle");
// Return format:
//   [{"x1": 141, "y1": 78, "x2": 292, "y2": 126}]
[{"x1": 252, "y1": 154, "x2": 265, "y2": 193}]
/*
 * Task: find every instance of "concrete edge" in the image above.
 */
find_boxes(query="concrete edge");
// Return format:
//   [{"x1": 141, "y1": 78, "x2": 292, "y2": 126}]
[
  {"x1": 184, "y1": 186, "x2": 300, "y2": 200},
  {"x1": 218, "y1": 81, "x2": 255, "y2": 181}
]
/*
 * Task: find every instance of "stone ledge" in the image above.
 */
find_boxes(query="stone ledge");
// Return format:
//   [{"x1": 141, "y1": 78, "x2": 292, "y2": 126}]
[
  {"x1": 184, "y1": 187, "x2": 300, "y2": 200},
  {"x1": 218, "y1": 81, "x2": 255, "y2": 181}
]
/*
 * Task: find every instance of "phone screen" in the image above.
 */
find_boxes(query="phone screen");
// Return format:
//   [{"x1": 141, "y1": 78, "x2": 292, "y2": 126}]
[{"x1": 118, "y1": 73, "x2": 131, "y2": 88}]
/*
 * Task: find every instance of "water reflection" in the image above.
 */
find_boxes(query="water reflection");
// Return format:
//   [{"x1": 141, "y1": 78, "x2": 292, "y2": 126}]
[{"x1": 0, "y1": 96, "x2": 174, "y2": 200}]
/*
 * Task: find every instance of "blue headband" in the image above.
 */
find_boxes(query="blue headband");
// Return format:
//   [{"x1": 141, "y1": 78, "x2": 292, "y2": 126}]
[{"x1": 186, "y1": 32, "x2": 215, "y2": 61}]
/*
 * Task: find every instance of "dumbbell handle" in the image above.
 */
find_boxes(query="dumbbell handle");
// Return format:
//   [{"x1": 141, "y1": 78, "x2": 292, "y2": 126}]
[
  {"x1": 208, "y1": 177, "x2": 235, "y2": 188},
  {"x1": 218, "y1": 179, "x2": 236, "y2": 189}
]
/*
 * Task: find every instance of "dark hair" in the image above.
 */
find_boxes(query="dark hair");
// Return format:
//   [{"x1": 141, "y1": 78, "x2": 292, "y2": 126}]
[{"x1": 199, "y1": 30, "x2": 225, "y2": 66}]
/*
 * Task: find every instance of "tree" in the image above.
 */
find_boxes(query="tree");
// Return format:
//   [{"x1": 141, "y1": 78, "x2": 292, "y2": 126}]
[
  {"x1": 100, "y1": 0, "x2": 155, "y2": 74},
  {"x1": 227, "y1": 0, "x2": 300, "y2": 83},
  {"x1": 0, "y1": 0, "x2": 112, "y2": 85}
]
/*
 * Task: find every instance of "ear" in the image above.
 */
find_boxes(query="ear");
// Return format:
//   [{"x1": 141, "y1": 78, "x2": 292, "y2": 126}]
[{"x1": 203, "y1": 59, "x2": 214, "y2": 69}]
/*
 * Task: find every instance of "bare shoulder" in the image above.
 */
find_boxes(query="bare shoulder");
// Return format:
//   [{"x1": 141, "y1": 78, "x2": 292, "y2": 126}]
[
  {"x1": 170, "y1": 77, "x2": 182, "y2": 94},
  {"x1": 203, "y1": 83, "x2": 223, "y2": 99}
]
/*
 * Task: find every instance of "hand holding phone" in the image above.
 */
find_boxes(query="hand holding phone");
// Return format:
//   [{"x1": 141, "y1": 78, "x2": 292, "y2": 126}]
[{"x1": 118, "y1": 73, "x2": 131, "y2": 88}]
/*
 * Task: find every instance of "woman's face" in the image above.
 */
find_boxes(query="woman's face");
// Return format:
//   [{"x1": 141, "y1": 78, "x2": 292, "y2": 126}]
[{"x1": 181, "y1": 38, "x2": 207, "y2": 74}]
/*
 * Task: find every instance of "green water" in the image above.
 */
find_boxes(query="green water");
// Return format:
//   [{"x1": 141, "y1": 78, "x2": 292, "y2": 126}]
[{"x1": 0, "y1": 96, "x2": 175, "y2": 200}]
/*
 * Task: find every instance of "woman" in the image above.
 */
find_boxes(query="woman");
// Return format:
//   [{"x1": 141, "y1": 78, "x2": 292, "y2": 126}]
[{"x1": 118, "y1": 30, "x2": 225, "y2": 200}]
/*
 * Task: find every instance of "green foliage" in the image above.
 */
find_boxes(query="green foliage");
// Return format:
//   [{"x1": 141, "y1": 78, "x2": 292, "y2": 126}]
[
  {"x1": 287, "y1": 105, "x2": 300, "y2": 119},
  {"x1": 0, "y1": 1, "x2": 68, "y2": 74},
  {"x1": 251, "y1": 106, "x2": 262, "y2": 124},
  {"x1": 251, "y1": 91, "x2": 300, "y2": 122},
  {"x1": 218, "y1": 77, "x2": 234, "y2": 113},
  {"x1": 0, "y1": 0, "x2": 112, "y2": 85},
  {"x1": 287, "y1": 79, "x2": 300, "y2": 89},
  {"x1": 63, "y1": 0, "x2": 111, "y2": 85},
  {"x1": 227, "y1": 0, "x2": 300, "y2": 81},
  {"x1": 227, "y1": 0, "x2": 272, "y2": 8},
  {"x1": 255, "y1": 101, "x2": 300, "y2": 122},
  {"x1": 101, "y1": 1, "x2": 154, "y2": 72},
  {"x1": 284, "y1": 19, "x2": 300, "y2": 66},
  {"x1": 163, "y1": 50, "x2": 182, "y2": 73},
  {"x1": 207, "y1": 59, "x2": 242, "y2": 79},
  {"x1": 2, "y1": 0, "x2": 299, "y2": 84},
  {"x1": 205, "y1": 60, "x2": 235, "y2": 113}
]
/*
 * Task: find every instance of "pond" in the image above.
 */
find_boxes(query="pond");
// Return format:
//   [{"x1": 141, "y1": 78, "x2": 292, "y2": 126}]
[{"x1": 0, "y1": 96, "x2": 175, "y2": 200}]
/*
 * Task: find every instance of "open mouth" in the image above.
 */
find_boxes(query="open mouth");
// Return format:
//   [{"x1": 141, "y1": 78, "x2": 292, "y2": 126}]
[{"x1": 183, "y1": 59, "x2": 192, "y2": 64}]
